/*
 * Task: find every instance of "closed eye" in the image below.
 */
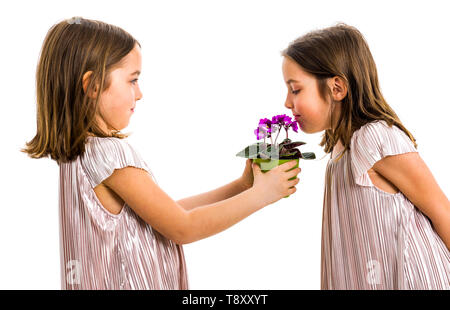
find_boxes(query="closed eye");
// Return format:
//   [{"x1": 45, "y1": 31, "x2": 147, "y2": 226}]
[
  {"x1": 131, "y1": 79, "x2": 139, "y2": 85},
  {"x1": 291, "y1": 89, "x2": 300, "y2": 95}
]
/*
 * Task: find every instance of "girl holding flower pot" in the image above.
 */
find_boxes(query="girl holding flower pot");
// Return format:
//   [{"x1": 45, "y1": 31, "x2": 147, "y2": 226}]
[
  {"x1": 22, "y1": 17, "x2": 301, "y2": 290},
  {"x1": 236, "y1": 113, "x2": 316, "y2": 197},
  {"x1": 282, "y1": 23, "x2": 449, "y2": 289}
]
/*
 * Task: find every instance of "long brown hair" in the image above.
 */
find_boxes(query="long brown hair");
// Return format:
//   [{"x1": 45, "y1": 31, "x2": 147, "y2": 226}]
[
  {"x1": 22, "y1": 17, "x2": 140, "y2": 164},
  {"x1": 282, "y1": 23, "x2": 417, "y2": 161}
]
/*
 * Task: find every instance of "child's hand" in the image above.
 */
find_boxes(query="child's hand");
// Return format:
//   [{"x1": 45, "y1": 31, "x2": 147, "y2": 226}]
[
  {"x1": 252, "y1": 160, "x2": 301, "y2": 205},
  {"x1": 239, "y1": 159, "x2": 254, "y2": 190}
]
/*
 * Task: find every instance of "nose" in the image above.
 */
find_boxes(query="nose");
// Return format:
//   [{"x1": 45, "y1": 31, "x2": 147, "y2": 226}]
[
  {"x1": 284, "y1": 94, "x2": 293, "y2": 109},
  {"x1": 136, "y1": 86, "x2": 143, "y2": 101}
]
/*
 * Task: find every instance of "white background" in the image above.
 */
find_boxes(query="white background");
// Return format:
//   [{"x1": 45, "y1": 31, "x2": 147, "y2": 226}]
[{"x1": 1, "y1": 0, "x2": 449, "y2": 289}]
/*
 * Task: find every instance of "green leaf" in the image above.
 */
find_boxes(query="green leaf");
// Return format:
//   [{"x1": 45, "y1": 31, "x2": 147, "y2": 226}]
[
  {"x1": 301, "y1": 152, "x2": 316, "y2": 160},
  {"x1": 279, "y1": 138, "x2": 292, "y2": 145},
  {"x1": 236, "y1": 141, "x2": 315, "y2": 160},
  {"x1": 280, "y1": 148, "x2": 301, "y2": 159},
  {"x1": 236, "y1": 142, "x2": 270, "y2": 158},
  {"x1": 281, "y1": 141, "x2": 306, "y2": 149}
]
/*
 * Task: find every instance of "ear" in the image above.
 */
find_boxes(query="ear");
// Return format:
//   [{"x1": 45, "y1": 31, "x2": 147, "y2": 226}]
[
  {"x1": 82, "y1": 71, "x2": 99, "y2": 99},
  {"x1": 327, "y1": 76, "x2": 348, "y2": 101}
]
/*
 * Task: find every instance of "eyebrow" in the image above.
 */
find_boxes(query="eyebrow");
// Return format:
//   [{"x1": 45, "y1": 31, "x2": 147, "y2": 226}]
[
  {"x1": 130, "y1": 70, "x2": 141, "y2": 76},
  {"x1": 286, "y1": 79, "x2": 300, "y2": 84}
]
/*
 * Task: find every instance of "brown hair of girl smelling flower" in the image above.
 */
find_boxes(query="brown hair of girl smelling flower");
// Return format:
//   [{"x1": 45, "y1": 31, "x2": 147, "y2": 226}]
[{"x1": 281, "y1": 23, "x2": 417, "y2": 161}]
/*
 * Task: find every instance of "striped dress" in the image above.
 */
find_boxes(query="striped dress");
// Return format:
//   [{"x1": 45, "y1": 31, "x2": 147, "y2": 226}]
[
  {"x1": 321, "y1": 120, "x2": 450, "y2": 289},
  {"x1": 58, "y1": 136, "x2": 188, "y2": 289}
]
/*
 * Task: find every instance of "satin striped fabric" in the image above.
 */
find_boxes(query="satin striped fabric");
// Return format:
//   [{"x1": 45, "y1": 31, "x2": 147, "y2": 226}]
[
  {"x1": 321, "y1": 120, "x2": 450, "y2": 289},
  {"x1": 58, "y1": 136, "x2": 188, "y2": 289}
]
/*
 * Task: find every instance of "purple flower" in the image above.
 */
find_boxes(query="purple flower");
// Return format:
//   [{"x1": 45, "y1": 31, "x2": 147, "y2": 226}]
[
  {"x1": 259, "y1": 118, "x2": 272, "y2": 129},
  {"x1": 254, "y1": 127, "x2": 268, "y2": 140},
  {"x1": 254, "y1": 118, "x2": 273, "y2": 140},
  {"x1": 255, "y1": 114, "x2": 299, "y2": 144},
  {"x1": 271, "y1": 114, "x2": 291, "y2": 125},
  {"x1": 290, "y1": 120, "x2": 298, "y2": 133}
]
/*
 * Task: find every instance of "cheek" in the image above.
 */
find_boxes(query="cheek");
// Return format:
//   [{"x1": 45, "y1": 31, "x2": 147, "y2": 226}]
[
  {"x1": 292, "y1": 94, "x2": 312, "y2": 114},
  {"x1": 99, "y1": 97, "x2": 128, "y2": 123},
  {"x1": 293, "y1": 94, "x2": 325, "y2": 120},
  {"x1": 109, "y1": 89, "x2": 132, "y2": 111},
  {"x1": 97, "y1": 96, "x2": 111, "y2": 119}
]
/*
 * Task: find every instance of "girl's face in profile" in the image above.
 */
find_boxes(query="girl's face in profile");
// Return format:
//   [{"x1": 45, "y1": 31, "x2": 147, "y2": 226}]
[
  {"x1": 282, "y1": 56, "x2": 338, "y2": 134},
  {"x1": 97, "y1": 44, "x2": 143, "y2": 134}
]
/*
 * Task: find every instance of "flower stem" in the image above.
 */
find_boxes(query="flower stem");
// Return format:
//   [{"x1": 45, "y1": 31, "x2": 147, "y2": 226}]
[{"x1": 274, "y1": 125, "x2": 281, "y2": 146}]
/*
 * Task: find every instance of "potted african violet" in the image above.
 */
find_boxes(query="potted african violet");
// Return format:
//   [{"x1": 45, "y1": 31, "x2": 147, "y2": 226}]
[{"x1": 236, "y1": 114, "x2": 316, "y2": 197}]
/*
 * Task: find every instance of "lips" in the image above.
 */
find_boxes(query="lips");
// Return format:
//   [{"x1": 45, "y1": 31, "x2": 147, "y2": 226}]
[{"x1": 293, "y1": 114, "x2": 303, "y2": 129}]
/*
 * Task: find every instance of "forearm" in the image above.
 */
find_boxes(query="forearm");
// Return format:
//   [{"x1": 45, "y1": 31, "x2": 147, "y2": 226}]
[
  {"x1": 176, "y1": 177, "x2": 250, "y2": 211},
  {"x1": 180, "y1": 187, "x2": 268, "y2": 244}
]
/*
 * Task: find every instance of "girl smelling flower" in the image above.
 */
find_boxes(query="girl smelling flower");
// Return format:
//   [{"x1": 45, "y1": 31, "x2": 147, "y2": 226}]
[{"x1": 282, "y1": 23, "x2": 449, "y2": 289}]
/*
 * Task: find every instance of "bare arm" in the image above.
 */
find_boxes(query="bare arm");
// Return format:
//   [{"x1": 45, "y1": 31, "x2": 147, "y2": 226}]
[
  {"x1": 373, "y1": 152, "x2": 450, "y2": 250},
  {"x1": 176, "y1": 178, "x2": 250, "y2": 211},
  {"x1": 176, "y1": 159, "x2": 253, "y2": 211},
  {"x1": 102, "y1": 161, "x2": 299, "y2": 245}
]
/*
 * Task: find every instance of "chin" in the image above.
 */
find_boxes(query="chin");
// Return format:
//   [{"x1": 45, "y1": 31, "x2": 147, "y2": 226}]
[
  {"x1": 301, "y1": 126, "x2": 321, "y2": 134},
  {"x1": 301, "y1": 128, "x2": 313, "y2": 134},
  {"x1": 298, "y1": 122, "x2": 309, "y2": 133}
]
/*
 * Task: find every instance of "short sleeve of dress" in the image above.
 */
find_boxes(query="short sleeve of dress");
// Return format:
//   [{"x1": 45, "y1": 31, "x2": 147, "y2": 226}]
[
  {"x1": 80, "y1": 137, "x2": 152, "y2": 188},
  {"x1": 350, "y1": 120, "x2": 418, "y2": 187}
]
